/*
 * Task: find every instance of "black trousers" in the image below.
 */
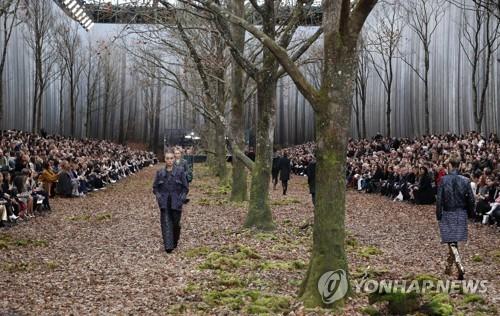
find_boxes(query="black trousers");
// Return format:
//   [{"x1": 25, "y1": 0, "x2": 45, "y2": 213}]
[
  {"x1": 272, "y1": 171, "x2": 279, "y2": 188},
  {"x1": 282, "y1": 180, "x2": 288, "y2": 195},
  {"x1": 160, "y1": 206, "x2": 182, "y2": 251}
]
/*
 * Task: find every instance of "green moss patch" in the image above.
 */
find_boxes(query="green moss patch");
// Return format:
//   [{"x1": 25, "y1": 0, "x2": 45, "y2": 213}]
[
  {"x1": 95, "y1": 213, "x2": 112, "y2": 221},
  {"x1": 271, "y1": 197, "x2": 302, "y2": 206},
  {"x1": 420, "y1": 293, "x2": 453, "y2": 316},
  {"x1": 359, "y1": 245, "x2": 383, "y2": 258},
  {"x1": 3, "y1": 261, "x2": 32, "y2": 273},
  {"x1": 203, "y1": 288, "x2": 291, "y2": 314},
  {"x1": 257, "y1": 259, "x2": 307, "y2": 271},
  {"x1": 462, "y1": 293, "x2": 485, "y2": 305},
  {"x1": 361, "y1": 306, "x2": 382, "y2": 316},
  {"x1": 369, "y1": 288, "x2": 421, "y2": 315},
  {"x1": 0, "y1": 234, "x2": 48, "y2": 249},
  {"x1": 471, "y1": 254, "x2": 483, "y2": 262},
  {"x1": 198, "y1": 244, "x2": 262, "y2": 271},
  {"x1": 254, "y1": 232, "x2": 277, "y2": 241},
  {"x1": 198, "y1": 251, "x2": 248, "y2": 271},
  {"x1": 184, "y1": 246, "x2": 212, "y2": 258},
  {"x1": 45, "y1": 260, "x2": 59, "y2": 270},
  {"x1": 216, "y1": 271, "x2": 248, "y2": 288},
  {"x1": 351, "y1": 266, "x2": 389, "y2": 279}
]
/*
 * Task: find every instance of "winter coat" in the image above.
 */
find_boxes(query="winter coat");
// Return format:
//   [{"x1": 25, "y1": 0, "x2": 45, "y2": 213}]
[
  {"x1": 57, "y1": 171, "x2": 73, "y2": 197},
  {"x1": 278, "y1": 157, "x2": 291, "y2": 181},
  {"x1": 414, "y1": 173, "x2": 435, "y2": 205},
  {"x1": 306, "y1": 161, "x2": 316, "y2": 194},
  {"x1": 39, "y1": 168, "x2": 59, "y2": 184},
  {"x1": 436, "y1": 170, "x2": 474, "y2": 243},
  {"x1": 272, "y1": 156, "x2": 280, "y2": 177},
  {"x1": 152, "y1": 166, "x2": 189, "y2": 211}
]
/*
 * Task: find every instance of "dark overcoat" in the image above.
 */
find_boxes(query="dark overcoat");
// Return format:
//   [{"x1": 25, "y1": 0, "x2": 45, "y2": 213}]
[
  {"x1": 436, "y1": 170, "x2": 474, "y2": 243},
  {"x1": 272, "y1": 156, "x2": 280, "y2": 177},
  {"x1": 152, "y1": 166, "x2": 189, "y2": 211},
  {"x1": 306, "y1": 162, "x2": 316, "y2": 194},
  {"x1": 278, "y1": 157, "x2": 291, "y2": 181}
]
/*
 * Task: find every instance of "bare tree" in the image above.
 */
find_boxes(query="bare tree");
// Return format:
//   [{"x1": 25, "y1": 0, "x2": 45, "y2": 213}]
[
  {"x1": 22, "y1": 0, "x2": 56, "y2": 133},
  {"x1": 354, "y1": 36, "x2": 370, "y2": 139},
  {"x1": 174, "y1": 0, "x2": 323, "y2": 230},
  {"x1": 367, "y1": 1, "x2": 404, "y2": 137},
  {"x1": 55, "y1": 53, "x2": 67, "y2": 135},
  {"x1": 402, "y1": 0, "x2": 447, "y2": 135},
  {"x1": 99, "y1": 44, "x2": 119, "y2": 139},
  {"x1": 447, "y1": 0, "x2": 500, "y2": 20},
  {"x1": 228, "y1": 0, "x2": 248, "y2": 201},
  {"x1": 123, "y1": 2, "x2": 240, "y2": 182},
  {"x1": 460, "y1": 0, "x2": 500, "y2": 134},
  {"x1": 0, "y1": 0, "x2": 20, "y2": 128},
  {"x1": 53, "y1": 19, "x2": 85, "y2": 137},
  {"x1": 83, "y1": 39, "x2": 100, "y2": 138}
]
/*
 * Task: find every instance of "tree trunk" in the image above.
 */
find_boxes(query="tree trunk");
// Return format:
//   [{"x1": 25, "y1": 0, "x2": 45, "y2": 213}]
[
  {"x1": 143, "y1": 111, "x2": 149, "y2": 143},
  {"x1": 0, "y1": 76, "x2": 4, "y2": 129},
  {"x1": 206, "y1": 122, "x2": 217, "y2": 171},
  {"x1": 32, "y1": 56, "x2": 40, "y2": 133},
  {"x1": 153, "y1": 80, "x2": 161, "y2": 153},
  {"x1": 36, "y1": 50, "x2": 44, "y2": 133},
  {"x1": 229, "y1": 0, "x2": 248, "y2": 201},
  {"x1": 214, "y1": 119, "x2": 228, "y2": 183},
  {"x1": 299, "y1": 53, "x2": 356, "y2": 309},
  {"x1": 127, "y1": 90, "x2": 137, "y2": 141},
  {"x1": 70, "y1": 70, "x2": 76, "y2": 136},
  {"x1": 361, "y1": 96, "x2": 367, "y2": 139},
  {"x1": 424, "y1": 48, "x2": 430, "y2": 135},
  {"x1": 354, "y1": 86, "x2": 361, "y2": 138},
  {"x1": 244, "y1": 78, "x2": 276, "y2": 231},
  {"x1": 103, "y1": 79, "x2": 110, "y2": 139},
  {"x1": 0, "y1": 55, "x2": 6, "y2": 129},
  {"x1": 475, "y1": 118, "x2": 482, "y2": 134},
  {"x1": 59, "y1": 71, "x2": 64, "y2": 135},
  {"x1": 119, "y1": 57, "x2": 127, "y2": 144}
]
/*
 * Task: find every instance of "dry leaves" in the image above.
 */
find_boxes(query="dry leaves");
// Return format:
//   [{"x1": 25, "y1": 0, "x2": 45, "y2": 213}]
[{"x1": 0, "y1": 166, "x2": 497, "y2": 315}]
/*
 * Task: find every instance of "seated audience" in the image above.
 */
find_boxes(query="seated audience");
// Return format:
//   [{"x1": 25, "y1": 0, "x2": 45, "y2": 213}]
[
  {"x1": 0, "y1": 129, "x2": 157, "y2": 228},
  {"x1": 281, "y1": 131, "x2": 499, "y2": 229}
]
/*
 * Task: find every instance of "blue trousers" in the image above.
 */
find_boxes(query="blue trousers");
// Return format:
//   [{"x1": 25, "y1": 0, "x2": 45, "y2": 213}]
[{"x1": 160, "y1": 206, "x2": 182, "y2": 251}]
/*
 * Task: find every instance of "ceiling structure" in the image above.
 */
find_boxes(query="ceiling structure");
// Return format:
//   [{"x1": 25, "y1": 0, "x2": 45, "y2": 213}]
[{"x1": 55, "y1": 0, "x2": 322, "y2": 26}]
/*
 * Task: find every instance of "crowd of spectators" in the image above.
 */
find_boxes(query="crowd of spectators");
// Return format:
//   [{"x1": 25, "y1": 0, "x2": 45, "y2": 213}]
[
  {"x1": 0, "y1": 130, "x2": 157, "y2": 228},
  {"x1": 280, "y1": 132, "x2": 500, "y2": 227}
]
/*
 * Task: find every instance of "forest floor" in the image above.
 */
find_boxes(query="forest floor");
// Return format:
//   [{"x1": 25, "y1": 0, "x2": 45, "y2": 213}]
[{"x1": 0, "y1": 164, "x2": 498, "y2": 315}]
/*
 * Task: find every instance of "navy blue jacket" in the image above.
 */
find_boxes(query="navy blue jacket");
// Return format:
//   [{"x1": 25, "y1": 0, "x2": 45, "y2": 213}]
[
  {"x1": 436, "y1": 170, "x2": 475, "y2": 215},
  {"x1": 152, "y1": 166, "x2": 189, "y2": 211}
]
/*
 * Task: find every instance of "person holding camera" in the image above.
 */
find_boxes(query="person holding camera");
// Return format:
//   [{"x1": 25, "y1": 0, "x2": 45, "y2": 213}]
[
  {"x1": 436, "y1": 154, "x2": 475, "y2": 280},
  {"x1": 152, "y1": 152, "x2": 189, "y2": 253}
]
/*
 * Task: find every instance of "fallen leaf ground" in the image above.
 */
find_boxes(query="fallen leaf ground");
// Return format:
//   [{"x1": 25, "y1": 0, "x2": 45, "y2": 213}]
[{"x1": 0, "y1": 164, "x2": 498, "y2": 315}]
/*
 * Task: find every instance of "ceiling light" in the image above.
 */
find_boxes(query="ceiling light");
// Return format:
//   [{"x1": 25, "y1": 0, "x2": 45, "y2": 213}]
[
  {"x1": 75, "y1": 8, "x2": 84, "y2": 17},
  {"x1": 67, "y1": 1, "x2": 77, "y2": 10}
]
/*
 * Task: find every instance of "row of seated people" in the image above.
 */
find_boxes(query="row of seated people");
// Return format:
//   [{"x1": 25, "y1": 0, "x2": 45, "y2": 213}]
[
  {"x1": 282, "y1": 131, "x2": 500, "y2": 227},
  {"x1": 0, "y1": 129, "x2": 157, "y2": 227}
]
